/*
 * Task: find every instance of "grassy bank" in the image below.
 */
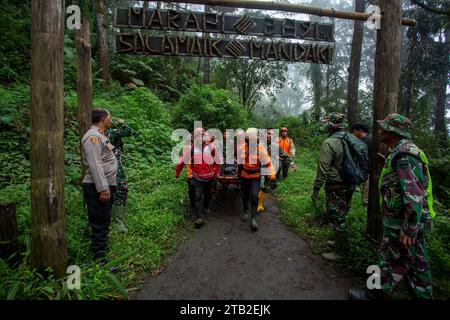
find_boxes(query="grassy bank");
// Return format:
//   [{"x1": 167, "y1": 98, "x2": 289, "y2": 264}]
[{"x1": 0, "y1": 84, "x2": 191, "y2": 299}]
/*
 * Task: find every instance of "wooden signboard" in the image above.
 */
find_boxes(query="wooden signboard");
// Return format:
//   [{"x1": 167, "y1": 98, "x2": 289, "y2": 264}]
[
  {"x1": 115, "y1": 7, "x2": 334, "y2": 42},
  {"x1": 114, "y1": 6, "x2": 335, "y2": 64},
  {"x1": 116, "y1": 33, "x2": 334, "y2": 64}
]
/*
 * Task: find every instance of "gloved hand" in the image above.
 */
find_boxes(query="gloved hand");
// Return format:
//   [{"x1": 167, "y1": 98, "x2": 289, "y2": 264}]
[{"x1": 269, "y1": 180, "x2": 277, "y2": 190}]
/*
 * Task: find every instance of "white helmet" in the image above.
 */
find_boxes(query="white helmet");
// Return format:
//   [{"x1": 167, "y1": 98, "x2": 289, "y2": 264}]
[{"x1": 245, "y1": 128, "x2": 259, "y2": 140}]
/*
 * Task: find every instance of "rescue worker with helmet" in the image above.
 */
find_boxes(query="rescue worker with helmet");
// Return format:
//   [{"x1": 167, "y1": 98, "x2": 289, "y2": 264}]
[
  {"x1": 175, "y1": 128, "x2": 220, "y2": 228},
  {"x1": 237, "y1": 128, "x2": 276, "y2": 231},
  {"x1": 257, "y1": 128, "x2": 288, "y2": 213},
  {"x1": 276, "y1": 127, "x2": 296, "y2": 179}
]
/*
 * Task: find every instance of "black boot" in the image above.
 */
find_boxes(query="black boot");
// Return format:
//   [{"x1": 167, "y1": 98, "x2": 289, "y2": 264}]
[
  {"x1": 241, "y1": 202, "x2": 250, "y2": 221},
  {"x1": 98, "y1": 258, "x2": 120, "y2": 273},
  {"x1": 250, "y1": 207, "x2": 258, "y2": 231},
  {"x1": 194, "y1": 212, "x2": 204, "y2": 228}
]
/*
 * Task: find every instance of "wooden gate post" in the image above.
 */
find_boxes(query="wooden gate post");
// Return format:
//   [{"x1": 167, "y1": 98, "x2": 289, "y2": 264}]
[
  {"x1": 367, "y1": 0, "x2": 403, "y2": 243},
  {"x1": 30, "y1": 0, "x2": 68, "y2": 277}
]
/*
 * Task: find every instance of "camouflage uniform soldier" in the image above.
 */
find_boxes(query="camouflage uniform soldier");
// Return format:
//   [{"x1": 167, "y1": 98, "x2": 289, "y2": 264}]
[
  {"x1": 350, "y1": 114, "x2": 436, "y2": 300},
  {"x1": 311, "y1": 113, "x2": 356, "y2": 262},
  {"x1": 105, "y1": 119, "x2": 133, "y2": 233}
]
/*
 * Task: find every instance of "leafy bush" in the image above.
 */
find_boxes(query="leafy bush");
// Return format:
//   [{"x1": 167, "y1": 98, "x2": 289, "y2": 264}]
[
  {"x1": 0, "y1": 84, "x2": 189, "y2": 299},
  {"x1": 0, "y1": 1, "x2": 31, "y2": 84},
  {"x1": 276, "y1": 115, "x2": 326, "y2": 150},
  {"x1": 173, "y1": 84, "x2": 249, "y2": 131},
  {"x1": 110, "y1": 55, "x2": 201, "y2": 102}
]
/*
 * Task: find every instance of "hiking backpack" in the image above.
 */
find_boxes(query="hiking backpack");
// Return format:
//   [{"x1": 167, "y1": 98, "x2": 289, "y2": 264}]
[{"x1": 331, "y1": 131, "x2": 369, "y2": 185}]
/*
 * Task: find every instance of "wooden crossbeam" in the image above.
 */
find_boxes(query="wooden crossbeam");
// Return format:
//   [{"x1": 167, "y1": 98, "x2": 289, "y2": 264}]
[{"x1": 155, "y1": 0, "x2": 416, "y2": 27}]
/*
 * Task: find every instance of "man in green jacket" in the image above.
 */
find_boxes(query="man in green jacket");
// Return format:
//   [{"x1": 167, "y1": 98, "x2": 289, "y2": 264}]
[
  {"x1": 311, "y1": 113, "x2": 356, "y2": 262},
  {"x1": 105, "y1": 118, "x2": 133, "y2": 233}
]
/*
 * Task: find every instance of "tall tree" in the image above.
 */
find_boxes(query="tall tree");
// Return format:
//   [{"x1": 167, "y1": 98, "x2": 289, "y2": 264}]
[
  {"x1": 75, "y1": 2, "x2": 93, "y2": 177},
  {"x1": 202, "y1": 5, "x2": 212, "y2": 83},
  {"x1": 30, "y1": 0, "x2": 67, "y2": 277},
  {"x1": 367, "y1": 0, "x2": 403, "y2": 242},
  {"x1": 94, "y1": 0, "x2": 111, "y2": 86},
  {"x1": 398, "y1": 30, "x2": 418, "y2": 118},
  {"x1": 434, "y1": 28, "x2": 449, "y2": 148},
  {"x1": 310, "y1": 64, "x2": 323, "y2": 121},
  {"x1": 214, "y1": 60, "x2": 287, "y2": 111},
  {"x1": 346, "y1": 0, "x2": 365, "y2": 126}
]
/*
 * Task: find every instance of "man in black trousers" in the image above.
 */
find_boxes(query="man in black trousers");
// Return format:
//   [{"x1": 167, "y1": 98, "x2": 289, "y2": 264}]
[{"x1": 82, "y1": 108, "x2": 118, "y2": 271}]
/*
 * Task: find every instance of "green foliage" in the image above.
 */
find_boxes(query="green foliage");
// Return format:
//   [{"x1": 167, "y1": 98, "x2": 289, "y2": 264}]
[
  {"x1": 0, "y1": 84, "x2": 189, "y2": 299},
  {"x1": 410, "y1": 126, "x2": 450, "y2": 208},
  {"x1": 0, "y1": 0, "x2": 31, "y2": 84},
  {"x1": 0, "y1": 84, "x2": 31, "y2": 188},
  {"x1": 110, "y1": 55, "x2": 201, "y2": 102},
  {"x1": 173, "y1": 84, "x2": 249, "y2": 131},
  {"x1": 276, "y1": 115, "x2": 325, "y2": 150},
  {"x1": 213, "y1": 59, "x2": 288, "y2": 110}
]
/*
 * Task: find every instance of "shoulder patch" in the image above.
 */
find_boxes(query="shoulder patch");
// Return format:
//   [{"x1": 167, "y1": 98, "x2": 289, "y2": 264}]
[
  {"x1": 90, "y1": 135, "x2": 99, "y2": 144},
  {"x1": 407, "y1": 144, "x2": 419, "y2": 154}
]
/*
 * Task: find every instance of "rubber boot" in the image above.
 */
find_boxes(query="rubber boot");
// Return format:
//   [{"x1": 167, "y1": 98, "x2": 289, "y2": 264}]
[
  {"x1": 257, "y1": 191, "x2": 267, "y2": 213},
  {"x1": 112, "y1": 205, "x2": 128, "y2": 233},
  {"x1": 98, "y1": 258, "x2": 120, "y2": 273},
  {"x1": 241, "y1": 202, "x2": 249, "y2": 221},
  {"x1": 322, "y1": 231, "x2": 346, "y2": 262},
  {"x1": 250, "y1": 207, "x2": 258, "y2": 232}
]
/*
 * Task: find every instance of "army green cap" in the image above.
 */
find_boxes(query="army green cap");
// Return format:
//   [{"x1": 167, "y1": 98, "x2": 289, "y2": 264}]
[
  {"x1": 323, "y1": 112, "x2": 348, "y2": 130},
  {"x1": 377, "y1": 113, "x2": 411, "y2": 139}
]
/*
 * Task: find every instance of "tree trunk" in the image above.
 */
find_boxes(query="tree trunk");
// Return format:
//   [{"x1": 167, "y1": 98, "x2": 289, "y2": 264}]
[
  {"x1": 402, "y1": 68, "x2": 414, "y2": 118},
  {"x1": 0, "y1": 204, "x2": 18, "y2": 261},
  {"x1": 203, "y1": 5, "x2": 212, "y2": 83},
  {"x1": 367, "y1": 0, "x2": 403, "y2": 243},
  {"x1": 399, "y1": 32, "x2": 418, "y2": 118},
  {"x1": 30, "y1": 0, "x2": 67, "y2": 277},
  {"x1": 310, "y1": 64, "x2": 322, "y2": 121},
  {"x1": 76, "y1": 16, "x2": 93, "y2": 179},
  {"x1": 434, "y1": 29, "x2": 449, "y2": 148},
  {"x1": 326, "y1": 65, "x2": 331, "y2": 99},
  {"x1": 346, "y1": 0, "x2": 365, "y2": 127},
  {"x1": 94, "y1": 0, "x2": 111, "y2": 86}
]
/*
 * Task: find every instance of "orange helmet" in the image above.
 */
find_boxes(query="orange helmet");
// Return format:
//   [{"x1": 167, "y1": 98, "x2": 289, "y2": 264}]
[{"x1": 281, "y1": 127, "x2": 288, "y2": 132}]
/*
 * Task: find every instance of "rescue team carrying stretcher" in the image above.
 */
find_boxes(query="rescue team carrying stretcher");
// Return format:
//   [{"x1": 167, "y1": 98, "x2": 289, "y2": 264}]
[
  {"x1": 175, "y1": 127, "x2": 296, "y2": 231},
  {"x1": 81, "y1": 108, "x2": 435, "y2": 299}
]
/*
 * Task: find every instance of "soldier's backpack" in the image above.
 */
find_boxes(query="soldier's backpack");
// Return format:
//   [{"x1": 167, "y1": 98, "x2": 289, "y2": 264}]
[{"x1": 331, "y1": 131, "x2": 369, "y2": 185}]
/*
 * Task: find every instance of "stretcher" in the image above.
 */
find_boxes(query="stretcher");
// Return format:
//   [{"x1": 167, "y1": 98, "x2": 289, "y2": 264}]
[{"x1": 217, "y1": 175, "x2": 240, "y2": 185}]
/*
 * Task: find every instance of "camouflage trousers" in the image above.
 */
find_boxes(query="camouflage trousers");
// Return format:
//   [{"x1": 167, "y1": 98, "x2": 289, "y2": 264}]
[
  {"x1": 380, "y1": 226, "x2": 433, "y2": 299},
  {"x1": 324, "y1": 183, "x2": 355, "y2": 232},
  {"x1": 113, "y1": 166, "x2": 128, "y2": 207}
]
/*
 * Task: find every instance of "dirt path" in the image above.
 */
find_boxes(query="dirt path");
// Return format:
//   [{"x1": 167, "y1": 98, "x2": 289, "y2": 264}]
[{"x1": 133, "y1": 186, "x2": 351, "y2": 300}]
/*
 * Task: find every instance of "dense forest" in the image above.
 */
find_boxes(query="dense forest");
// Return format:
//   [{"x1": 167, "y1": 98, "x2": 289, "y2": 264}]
[{"x1": 0, "y1": 0, "x2": 448, "y2": 300}]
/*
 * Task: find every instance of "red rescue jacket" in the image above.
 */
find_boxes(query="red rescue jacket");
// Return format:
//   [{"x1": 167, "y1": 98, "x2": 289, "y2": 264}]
[{"x1": 175, "y1": 141, "x2": 220, "y2": 180}]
